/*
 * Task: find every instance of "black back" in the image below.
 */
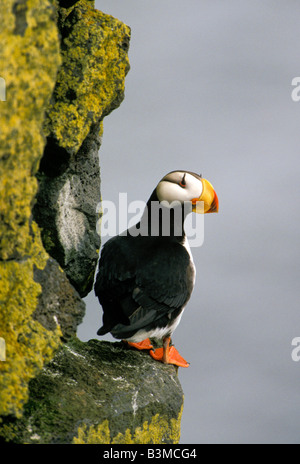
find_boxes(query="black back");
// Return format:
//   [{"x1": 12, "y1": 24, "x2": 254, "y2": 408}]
[{"x1": 94, "y1": 232, "x2": 195, "y2": 339}]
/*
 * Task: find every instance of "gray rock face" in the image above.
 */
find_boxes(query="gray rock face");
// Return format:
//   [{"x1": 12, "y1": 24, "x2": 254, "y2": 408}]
[
  {"x1": 33, "y1": 125, "x2": 101, "y2": 297},
  {"x1": 0, "y1": 338, "x2": 184, "y2": 444},
  {"x1": 33, "y1": 257, "x2": 86, "y2": 340}
]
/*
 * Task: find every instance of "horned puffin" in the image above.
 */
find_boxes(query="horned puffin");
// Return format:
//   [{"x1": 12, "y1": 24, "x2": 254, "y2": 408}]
[{"x1": 94, "y1": 170, "x2": 218, "y2": 367}]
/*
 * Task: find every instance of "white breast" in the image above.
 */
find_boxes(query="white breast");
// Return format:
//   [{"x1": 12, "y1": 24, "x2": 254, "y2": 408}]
[
  {"x1": 126, "y1": 309, "x2": 185, "y2": 343},
  {"x1": 126, "y1": 236, "x2": 196, "y2": 344}
]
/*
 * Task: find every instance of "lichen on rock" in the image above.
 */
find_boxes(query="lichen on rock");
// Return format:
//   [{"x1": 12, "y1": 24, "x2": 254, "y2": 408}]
[
  {"x1": 34, "y1": 0, "x2": 131, "y2": 296},
  {"x1": 0, "y1": 339, "x2": 184, "y2": 444},
  {"x1": 0, "y1": 0, "x2": 131, "y2": 422},
  {"x1": 0, "y1": 0, "x2": 62, "y2": 418},
  {"x1": 0, "y1": 224, "x2": 63, "y2": 418},
  {"x1": 73, "y1": 407, "x2": 183, "y2": 444},
  {"x1": 0, "y1": 0, "x2": 61, "y2": 262},
  {"x1": 0, "y1": 0, "x2": 185, "y2": 444},
  {"x1": 44, "y1": 0, "x2": 131, "y2": 154}
]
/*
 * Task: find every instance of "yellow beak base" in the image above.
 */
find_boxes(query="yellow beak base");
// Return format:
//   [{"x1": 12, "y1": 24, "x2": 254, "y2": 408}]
[{"x1": 192, "y1": 178, "x2": 219, "y2": 214}]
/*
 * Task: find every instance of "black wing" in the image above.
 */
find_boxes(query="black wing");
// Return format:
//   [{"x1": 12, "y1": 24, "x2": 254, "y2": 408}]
[{"x1": 94, "y1": 235, "x2": 195, "y2": 338}]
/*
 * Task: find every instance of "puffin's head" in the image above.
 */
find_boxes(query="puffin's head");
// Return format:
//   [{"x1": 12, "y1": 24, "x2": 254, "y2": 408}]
[{"x1": 156, "y1": 170, "x2": 219, "y2": 214}]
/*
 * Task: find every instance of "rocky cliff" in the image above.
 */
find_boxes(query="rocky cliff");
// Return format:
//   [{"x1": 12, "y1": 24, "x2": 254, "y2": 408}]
[
  {"x1": 0, "y1": 338, "x2": 183, "y2": 444},
  {"x1": 0, "y1": 0, "x2": 184, "y2": 444}
]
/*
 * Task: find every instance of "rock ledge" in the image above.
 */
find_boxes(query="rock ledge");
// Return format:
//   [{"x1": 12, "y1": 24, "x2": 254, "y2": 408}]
[{"x1": 0, "y1": 338, "x2": 184, "y2": 444}]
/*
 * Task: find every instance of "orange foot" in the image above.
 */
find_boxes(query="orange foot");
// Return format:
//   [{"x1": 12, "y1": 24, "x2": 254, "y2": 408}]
[
  {"x1": 149, "y1": 337, "x2": 190, "y2": 368},
  {"x1": 123, "y1": 338, "x2": 153, "y2": 351}
]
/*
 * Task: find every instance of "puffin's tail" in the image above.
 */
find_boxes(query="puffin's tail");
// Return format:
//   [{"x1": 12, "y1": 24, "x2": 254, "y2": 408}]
[{"x1": 97, "y1": 324, "x2": 111, "y2": 336}]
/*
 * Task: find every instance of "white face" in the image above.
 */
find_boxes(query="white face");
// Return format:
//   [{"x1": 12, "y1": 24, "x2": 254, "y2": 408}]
[{"x1": 156, "y1": 171, "x2": 203, "y2": 204}]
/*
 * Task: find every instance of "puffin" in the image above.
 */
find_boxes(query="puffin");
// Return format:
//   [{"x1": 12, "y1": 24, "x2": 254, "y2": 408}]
[{"x1": 94, "y1": 170, "x2": 218, "y2": 367}]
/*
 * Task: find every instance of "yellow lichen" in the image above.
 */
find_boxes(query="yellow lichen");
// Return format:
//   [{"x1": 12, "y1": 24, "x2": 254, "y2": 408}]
[
  {"x1": 0, "y1": 224, "x2": 62, "y2": 417},
  {"x1": 73, "y1": 420, "x2": 111, "y2": 444},
  {"x1": 99, "y1": 120, "x2": 104, "y2": 138},
  {"x1": 44, "y1": 0, "x2": 130, "y2": 153},
  {"x1": 73, "y1": 404, "x2": 184, "y2": 444},
  {"x1": 0, "y1": 0, "x2": 62, "y2": 418},
  {"x1": 0, "y1": 0, "x2": 130, "y2": 421},
  {"x1": 0, "y1": 0, "x2": 61, "y2": 260}
]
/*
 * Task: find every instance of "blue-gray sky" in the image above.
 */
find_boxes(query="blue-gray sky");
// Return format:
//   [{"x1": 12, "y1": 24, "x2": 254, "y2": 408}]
[{"x1": 78, "y1": 0, "x2": 300, "y2": 444}]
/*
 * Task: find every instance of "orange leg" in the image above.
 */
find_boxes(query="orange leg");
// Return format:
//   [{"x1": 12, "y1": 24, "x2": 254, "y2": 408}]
[
  {"x1": 149, "y1": 337, "x2": 190, "y2": 368},
  {"x1": 123, "y1": 338, "x2": 153, "y2": 351}
]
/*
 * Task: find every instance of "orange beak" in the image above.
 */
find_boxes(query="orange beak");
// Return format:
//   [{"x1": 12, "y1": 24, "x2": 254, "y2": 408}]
[{"x1": 192, "y1": 178, "x2": 219, "y2": 214}]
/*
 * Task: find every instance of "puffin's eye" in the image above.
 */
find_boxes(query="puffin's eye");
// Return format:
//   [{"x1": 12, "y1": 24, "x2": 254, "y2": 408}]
[{"x1": 180, "y1": 173, "x2": 186, "y2": 188}]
